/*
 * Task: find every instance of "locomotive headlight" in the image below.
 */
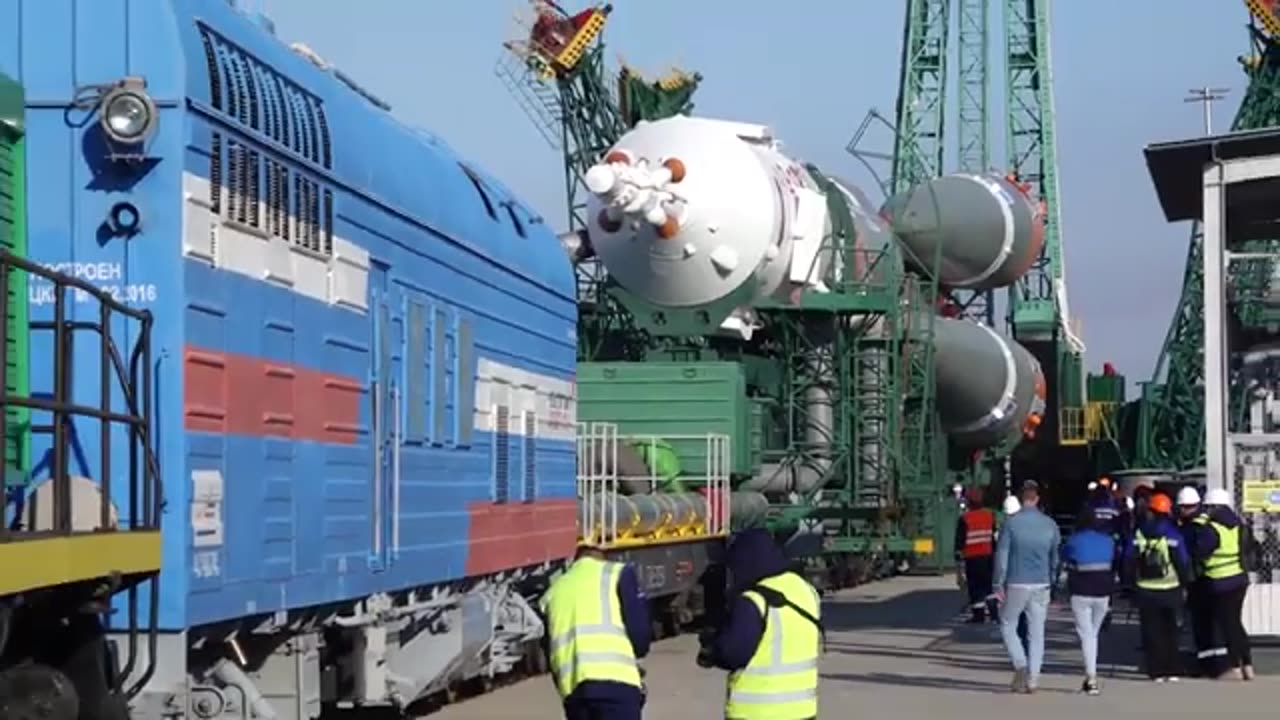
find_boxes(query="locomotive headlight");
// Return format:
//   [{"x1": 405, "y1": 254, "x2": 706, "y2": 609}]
[{"x1": 99, "y1": 78, "x2": 158, "y2": 145}]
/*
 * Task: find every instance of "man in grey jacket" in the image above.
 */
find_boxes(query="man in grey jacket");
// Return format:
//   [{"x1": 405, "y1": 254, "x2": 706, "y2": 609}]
[{"x1": 993, "y1": 481, "x2": 1061, "y2": 694}]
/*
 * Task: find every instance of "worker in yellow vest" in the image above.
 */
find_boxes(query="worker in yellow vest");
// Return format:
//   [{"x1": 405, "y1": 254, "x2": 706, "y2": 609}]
[
  {"x1": 696, "y1": 529, "x2": 822, "y2": 720},
  {"x1": 1191, "y1": 488, "x2": 1255, "y2": 681},
  {"x1": 541, "y1": 544, "x2": 652, "y2": 719},
  {"x1": 1122, "y1": 492, "x2": 1192, "y2": 682}
]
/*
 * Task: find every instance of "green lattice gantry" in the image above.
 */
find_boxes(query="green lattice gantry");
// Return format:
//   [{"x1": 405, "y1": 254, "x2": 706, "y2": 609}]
[{"x1": 1135, "y1": 17, "x2": 1280, "y2": 470}]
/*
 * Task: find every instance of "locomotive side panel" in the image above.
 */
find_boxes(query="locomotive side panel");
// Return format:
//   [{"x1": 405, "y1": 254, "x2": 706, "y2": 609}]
[{"x1": 172, "y1": 0, "x2": 580, "y2": 630}]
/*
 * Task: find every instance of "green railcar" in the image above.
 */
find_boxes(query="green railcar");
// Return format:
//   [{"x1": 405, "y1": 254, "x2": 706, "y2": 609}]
[{"x1": 0, "y1": 70, "x2": 28, "y2": 491}]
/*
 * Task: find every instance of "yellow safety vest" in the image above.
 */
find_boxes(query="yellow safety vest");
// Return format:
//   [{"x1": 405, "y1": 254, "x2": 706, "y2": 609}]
[
  {"x1": 1134, "y1": 530, "x2": 1180, "y2": 591},
  {"x1": 725, "y1": 572, "x2": 821, "y2": 720},
  {"x1": 1194, "y1": 516, "x2": 1245, "y2": 580},
  {"x1": 540, "y1": 557, "x2": 641, "y2": 697}
]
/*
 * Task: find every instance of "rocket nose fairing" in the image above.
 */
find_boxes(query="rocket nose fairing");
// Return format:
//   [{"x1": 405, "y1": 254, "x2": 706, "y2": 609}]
[{"x1": 582, "y1": 116, "x2": 1047, "y2": 452}]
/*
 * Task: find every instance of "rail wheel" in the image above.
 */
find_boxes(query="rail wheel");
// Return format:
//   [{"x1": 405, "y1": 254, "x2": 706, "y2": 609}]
[{"x1": 0, "y1": 662, "x2": 80, "y2": 720}]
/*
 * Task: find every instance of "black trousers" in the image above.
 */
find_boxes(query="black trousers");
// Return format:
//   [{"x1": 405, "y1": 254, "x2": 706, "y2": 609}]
[
  {"x1": 1212, "y1": 585, "x2": 1254, "y2": 669},
  {"x1": 964, "y1": 555, "x2": 994, "y2": 608},
  {"x1": 1187, "y1": 581, "x2": 1224, "y2": 677},
  {"x1": 1137, "y1": 595, "x2": 1184, "y2": 679},
  {"x1": 563, "y1": 697, "x2": 643, "y2": 720}
]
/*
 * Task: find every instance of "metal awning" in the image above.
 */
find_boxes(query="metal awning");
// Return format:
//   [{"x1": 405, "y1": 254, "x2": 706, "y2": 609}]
[{"x1": 1144, "y1": 128, "x2": 1280, "y2": 239}]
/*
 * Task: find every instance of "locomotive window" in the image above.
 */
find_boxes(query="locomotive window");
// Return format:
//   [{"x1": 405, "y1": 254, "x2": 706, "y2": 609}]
[
  {"x1": 504, "y1": 203, "x2": 527, "y2": 238},
  {"x1": 323, "y1": 189, "x2": 334, "y2": 256},
  {"x1": 280, "y1": 163, "x2": 291, "y2": 242},
  {"x1": 210, "y1": 133, "x2": 222, "y2": 215},
  {"x1": 272, "y1": 75, "x2": 293, "y2": 150},
  {"x1": 227, "y1": 140, "x2": 243, "y2": 223},
  {"x1": 242, "y1": 55, "x2": 261, "y2": 131},
  {"x1": 247, "y1": 149, "x2": 261, "y2": 228},
  {"x1": 456, "y1": 317, "x2": 475, "y2": 447},
  {"x1": 265, "y1": 159, "x2": 284, "y2": 238},
  {"x1": 200, "y1": 30, "x2": 222, "y2": 111},
  {"x1": 405, "y1": 300, "x2": 427, "y2": 443},
  {"x1": 522, "y1": 410, "x2": 537, "y2": 503},
  {"x1": 432, "y1": 307, "x2": 448, "y2": 442},
  {"x1": 458, "y1": 163, "x2": 497, "y2": 220},
  {"x1": 492, "y1": 404, "x2": 511, "y2": 504}
]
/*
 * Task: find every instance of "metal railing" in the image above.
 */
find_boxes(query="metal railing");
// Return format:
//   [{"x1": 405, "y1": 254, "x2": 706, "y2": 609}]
[
  {"x1": 1058, "y1": 406, "x2": 1086, "y2": 445},
  {"x1": 1085, "y1": 401, "x2": 1120, "y2": 441},
  {"x1": 575, "y1": 421, "x2": 731, "y2": 548},
  {"x1": 0, "y1": 250, "x2": 161, "y2": 697}
]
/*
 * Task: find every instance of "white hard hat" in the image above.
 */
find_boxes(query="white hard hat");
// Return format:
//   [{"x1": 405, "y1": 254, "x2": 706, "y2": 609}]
[
  {"x1": 1125, "y1": 496, "x2": 1135, "y2": 511},
  {"x1": 1087, "y1": 481, "x2": 1098, "y2": 492},
  {"x1": 1176, "y1": 486, "x2": 1202, "y2": 506},
  {"x1": 1204, "y1": 488, "x2": 1232, "y2": 507},
  {"x1": 1003, "y1": 496, "x2": 1022, "y2": 515}
]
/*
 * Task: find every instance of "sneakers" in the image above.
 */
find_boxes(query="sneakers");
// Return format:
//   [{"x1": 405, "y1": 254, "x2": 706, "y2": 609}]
[
  {"x1": 1081, "y1": 677, "x2": 1100, "y2": 696},
  {"x1": 1011, "y1": 668, "x2": 1028, "y2": 693},
  {"x1": 1242, "y1": 665, "x2": 1257, "y2": 681},
  {"x1": 1218, "y1": 667, "x2": 1244, "y2": 681}
]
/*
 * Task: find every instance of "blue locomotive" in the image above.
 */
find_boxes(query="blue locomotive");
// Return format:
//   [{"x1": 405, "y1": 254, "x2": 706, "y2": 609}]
[{"x1": 2, "y1": 0, "x2": 580, "y2": 715}]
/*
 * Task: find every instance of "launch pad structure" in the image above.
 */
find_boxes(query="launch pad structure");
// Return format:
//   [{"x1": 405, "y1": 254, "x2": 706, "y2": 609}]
[{"x1": 1143, "y1": 127, "x2": 1280, "y2": 635}]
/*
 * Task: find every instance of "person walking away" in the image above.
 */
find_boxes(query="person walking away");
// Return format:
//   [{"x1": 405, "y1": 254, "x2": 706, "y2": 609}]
[
  {"x1": 956, "y1": 490, "x2": 998, "y2": 623},
  {"x1": 1192, "y1": 488, "x2": 1255, "y2": 681},
  {"x1": 1062, "y1": 507, "x2": 1117, "y2": 695},
  {"x1": 698, "y1": 528, "x2": 822, "y2": 720},
  {"x1": 1084, "y1": 479, "x2": 1122, "y2": 631},
  {"x1": 1176, "y1": 486, "x2": 1226, "y2": 677},
  {"x1": 993, "y1": 481, "x2": 1060, "y2": 694},
  {"x1": 542, "y1": 544, "x2": 652, "y2": 720},
  {"x1": 1122, "y1": 492, "x2": 1192, "y2": 682},
  {"x1": 999, "y1": 495, "x2": 1031, "y2": 642},
  {"x1": 1086, "y1": 477, "x2": 1121, "y2": 538},
  {"x1": 1114, "y1": 486, "x2": 1136, "y2": 541},
  {"x1": 1000, "y1": 495, "x2": 1022, "y2": 524}
]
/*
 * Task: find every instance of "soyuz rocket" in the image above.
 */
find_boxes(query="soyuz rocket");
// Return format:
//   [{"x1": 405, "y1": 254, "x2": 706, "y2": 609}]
[{"x1": 580, "y1": 115, "x2": 1047, "y2": 452}]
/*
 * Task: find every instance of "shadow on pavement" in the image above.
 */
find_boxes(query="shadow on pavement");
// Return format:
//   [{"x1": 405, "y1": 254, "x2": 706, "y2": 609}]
[
  {"x1": 823, "y1": 588, "x2": 962, "y2": 632},
  {"x1": 822, "y1": 581, "x2": 1166, "y2": 687},
  {"x1": 819, "y1": 671, "x2": 1035, "y2": 694}
]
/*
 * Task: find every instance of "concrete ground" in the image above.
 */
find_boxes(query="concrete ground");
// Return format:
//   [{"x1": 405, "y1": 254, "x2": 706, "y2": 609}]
[{"x1": 428, "y1": 575, "x2": 1279, "y2": 719}]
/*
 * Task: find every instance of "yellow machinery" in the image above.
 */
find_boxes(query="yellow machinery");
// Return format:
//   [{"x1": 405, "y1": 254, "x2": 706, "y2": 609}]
[
  {"x1": 575, "y1": 422, "x2": 731, "y2": 550},
  {"x1": 504, "y1": 1, "x2": 612, "y2": 82},
  {"x1": 1247, "y1": 0, "x2": 1280, "y2": 38}
]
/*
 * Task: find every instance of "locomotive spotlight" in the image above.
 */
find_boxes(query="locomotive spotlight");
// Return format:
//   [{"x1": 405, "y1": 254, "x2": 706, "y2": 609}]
[{"x1": 99, "y1": 77, "x2": 158, "y2": 146}]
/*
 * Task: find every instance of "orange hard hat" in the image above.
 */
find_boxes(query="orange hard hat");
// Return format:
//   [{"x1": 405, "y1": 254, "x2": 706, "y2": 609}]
[{"x1": 1149, "y1": 493, "x2": 1173, "y2": 514}]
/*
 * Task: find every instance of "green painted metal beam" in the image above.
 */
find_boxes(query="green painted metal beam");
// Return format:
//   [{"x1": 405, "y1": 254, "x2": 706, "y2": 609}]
[
  {"x1": 953, "y1": 0, "x2": 996, "y2": 327},
  {"x1": 893, "y1": 0, "x2": 952, "y2": 191},
  {"x1": 1003, "y1": 0, "x2": 1062, "y2": 341},
  {"x1": 890, "y1": 0, "x2": 951, "y2": 569},
  {"x1": 0, "y1": 71, "x2": 29, "y2": 486}
]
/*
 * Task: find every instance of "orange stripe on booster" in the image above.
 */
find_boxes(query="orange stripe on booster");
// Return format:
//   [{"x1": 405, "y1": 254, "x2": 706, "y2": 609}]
[{"x1": 183, "y1": 344, "x2": 362, "y2": 444}]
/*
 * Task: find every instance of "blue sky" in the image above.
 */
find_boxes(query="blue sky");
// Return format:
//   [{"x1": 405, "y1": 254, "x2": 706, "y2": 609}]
[{"x1": 255, "y1": 0, "x2": 1250, "y2": 388}]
